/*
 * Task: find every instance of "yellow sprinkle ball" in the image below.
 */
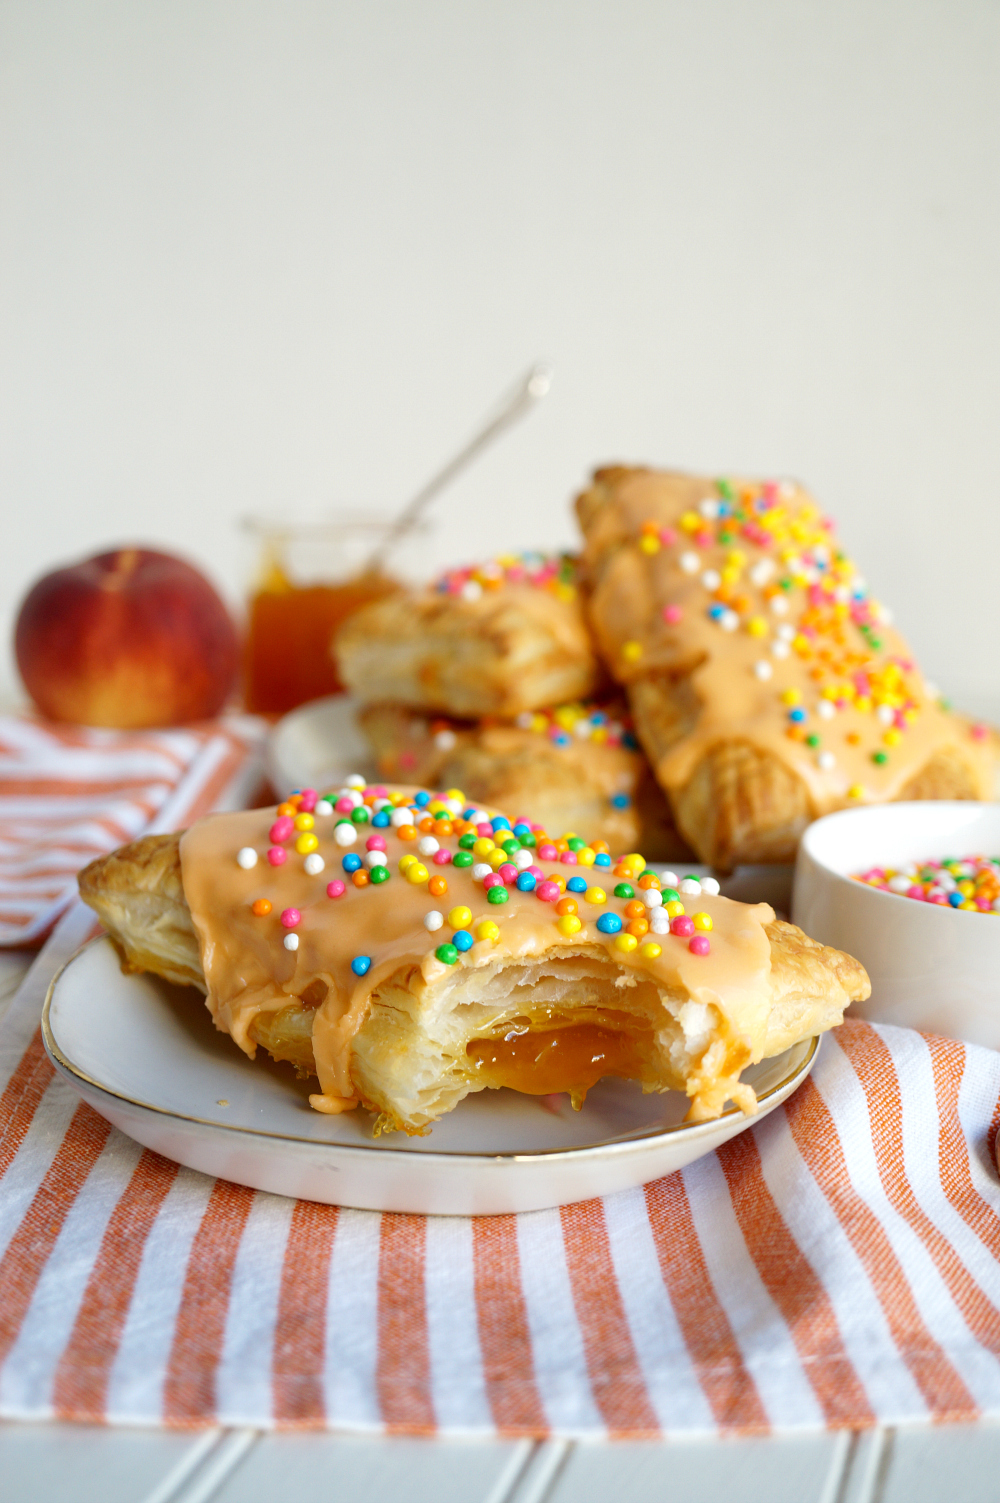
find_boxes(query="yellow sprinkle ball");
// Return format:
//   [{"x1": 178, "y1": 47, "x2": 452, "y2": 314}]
[
  {"x1": 848, "y1": 785, "x2": 865, "y2": 799},
  {"x1": 693, "y1": 912, "x2": 713, "y2": 931},
  {"x1": 449, "y1": 906, "x2": 472, "y2": 929},
  {"x1": 883, "y1": 729, "x2": 901, "y2": 747},
  {"x1": 399, "y1": 854, "x2": 417, "y2": 872},
  {"x1": 622, "y1": 640, "x2": 644, "y2": 662},
  {"x1": 640, "y1": 942, "x2": 662, "y2": 959},
  {"x1": 557, "y1": 914, "x2": 583, "y2": 937},
  {"x1": 614, "y1": 932, "x2": 638, "y2": 953},
  {"x1": 293, "y1": 812, "x2": 315, "y2": 831},
  {"x1": 446, "y1": 789, "x2": 465, "y2": 804},
  {"x1": 405, "y1": 863, "x2": 429, "y2": 884},
  {"x1": 473, "y1": 837, "x2": 496, "y2": 857},
  {"x1": 488, "y1": 848, "x2": 507, "y2": 870},
  {"x1": 679, "y1": 511, "x2": 700, "y2": 532},
  {"x1": 476, "y1": 920, "x2": 499, "y2": 942},
  {"x1": 577, "y1": 847, "x2": 596, "y2": 866},
  {"x1": 747, "y1": 616, "x2": 768, "y2": 637},
  {"x1": 666, "y1": 900, "x2": 686, "y2": 918},
  {"x1": 295, "y1": 833, "x2": 319, "y2": 854},
  {"x1": 781, "y1": 688, "x2": 802, "y2": 707},
  {"x1": 585, "y1": 887, "x2": 607, "y2": 904},
  {"x1": 639, "y1": 534, "x2": 661, "y2": 555}
]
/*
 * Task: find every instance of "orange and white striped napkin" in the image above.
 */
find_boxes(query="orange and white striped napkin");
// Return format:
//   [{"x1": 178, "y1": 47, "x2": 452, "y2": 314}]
[
  {"x1": 1, "y1": 894, "x2": 999, "y2": 1436},
  {"x1": 0, "y1": 715, "x2": 266, "y2": 946}
]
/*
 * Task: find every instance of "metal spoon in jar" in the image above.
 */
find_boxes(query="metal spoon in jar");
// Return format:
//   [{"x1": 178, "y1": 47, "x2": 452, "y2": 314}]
[{"x1": 363, "y1": 359, "x2": 553, "y2": 575}]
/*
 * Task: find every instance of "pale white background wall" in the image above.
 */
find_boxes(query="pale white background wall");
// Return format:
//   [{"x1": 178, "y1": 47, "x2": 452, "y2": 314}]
[{"x1": 2, "y1": 0, "x2": 998, "y2": 715}]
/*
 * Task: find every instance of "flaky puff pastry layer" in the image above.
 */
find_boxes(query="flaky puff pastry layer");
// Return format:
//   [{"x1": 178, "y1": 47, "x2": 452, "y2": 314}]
[
  {"x1": 335, "y1": 574, "x2": 602, "y2": 718},
  {"x1": 79, "y1": 828, "x2": 869, "y2": 1134},
  {"x1": 357, "y1": 701, "x2": 693, "y2": 862},
  {"x1": 576, "y1": 466, "x2": 998, "y2": 869}
]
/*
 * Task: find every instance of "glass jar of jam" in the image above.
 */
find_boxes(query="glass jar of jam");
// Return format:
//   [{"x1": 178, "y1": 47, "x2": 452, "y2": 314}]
[{"x1": 241, "y1": 517, "x2": 417, "y2": 716}]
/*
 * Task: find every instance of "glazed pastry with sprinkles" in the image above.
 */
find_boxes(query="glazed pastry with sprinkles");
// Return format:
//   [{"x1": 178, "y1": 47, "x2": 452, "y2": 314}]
[
  {"x1": 79, "y1": 779, "x2": 869, "y2": 1135},
  {"x1": 334, "y1": 552, "x2": 602, "y2": 719},
  {"x1": 576, "y1": 466, "x2": 999, "y2": 870},
  {"x1": 355, "y1": 697, "x2": 693, "y2": 861}
]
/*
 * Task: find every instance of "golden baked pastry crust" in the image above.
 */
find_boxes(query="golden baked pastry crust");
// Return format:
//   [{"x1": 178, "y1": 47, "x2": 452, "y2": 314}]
[
  {"x1": 357, "y1": 701, "x2": 693, "y2": 862},
  {"x1": 78, "y1": 808, "x2": 869, "y2": 1134},
  {"x1": 335, "y1": 565, "x2": 602, "y2": 718},
  {"x1": 576, "y1": 466, "x2": 998, "y2": 869}
]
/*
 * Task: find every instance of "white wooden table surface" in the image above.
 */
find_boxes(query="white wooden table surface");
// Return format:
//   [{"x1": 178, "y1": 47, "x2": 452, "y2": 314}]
[{"x1": 1, "y1": 951, "x2": 997, "y2": 1503}]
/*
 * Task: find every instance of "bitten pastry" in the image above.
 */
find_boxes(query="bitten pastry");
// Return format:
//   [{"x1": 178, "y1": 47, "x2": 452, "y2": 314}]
[
  {"x1": 78, "y1": 780, "x2": 869, "y2": 1134},
  {"x1": 576, "y1": 466, "x2": 998, "y2": 869},
  {"x1": 335, "y1": 553, "x2": 602, "y2": 718},
  {"x1": 356, "y1": 699, "x2": 693, "y2": 861}
]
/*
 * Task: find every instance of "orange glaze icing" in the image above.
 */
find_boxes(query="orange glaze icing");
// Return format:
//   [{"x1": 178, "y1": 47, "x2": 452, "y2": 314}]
[
  {"x1": 178, "y1": 784, "x2": 776, "y2": 1116},
  {"x1": 579, "y1": 470, "x2": 996, "y2": 812}
]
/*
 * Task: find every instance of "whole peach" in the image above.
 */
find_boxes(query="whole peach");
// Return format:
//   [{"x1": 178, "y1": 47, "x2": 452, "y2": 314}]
[{"x1": 15, "y1": 547, "x2": 239, "y2": 728}]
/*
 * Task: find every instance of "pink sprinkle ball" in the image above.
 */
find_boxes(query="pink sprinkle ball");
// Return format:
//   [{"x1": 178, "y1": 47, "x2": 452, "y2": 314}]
[
  {"x1": 267, "y1": 846, "x2": 287, "y2": 867},
  {"x1": 476, "y1": 822, "x2": 492, "y2": 837},
  {"x1": 498, "y1": 863, "x2": 518, "y2": 884},
  {"x1": 269, "y1": 816, "x2": 294, "y2": 843},
  {"x1": 688, "y1": 934, "x2": 711, "y2": 956},
  {"x1": 660, "y1": 527, "x2": 678, "y2": 547},
  {"x1": 528, "y1": 865, "x2": 545, "y2": 882},
  {"x1": 907, "y1": 885, "x2": 925, "y2": 901},
  {"x1": 538, "y1": 843, "x2": 559, "y2": 861},
  {"x1": 335, "y1": 796, "x2": 355, "y2": 814},
  {"x1": 537, "y1": 880, "x2": 560, "y2": 903},
  {"x1": 662, "y1": 603, "x2": 683, "y2": 625},
  {"x1": 433, "y1": 848, "x2": 452, "y2": 865},
  {"x1": 483, "y1": 872, "x2": 503, "y2": 890},
  {"x1": 280, "y1": 908, "x2": 301, "y2": 928},
  {"x1": 298, "y1": 789, "x2": 318, "y2": 812},
  {"x1": 560, "y1": 851, "x2": 578, "y2": 865},
  {"x1": 326, "y1": 880, "x2": 346, "y2": 899},
  {"x1": 366, "y1": 834, "x2": 386, "y2": 851},
  {"x1": 671, "y1": 915, "x2": 696, "y2": 937}
]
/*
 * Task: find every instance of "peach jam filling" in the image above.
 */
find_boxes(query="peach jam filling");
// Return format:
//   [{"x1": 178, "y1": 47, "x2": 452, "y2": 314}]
[{"x1": 466, "y1": 1015, "x2": 655, "y2": 1101}]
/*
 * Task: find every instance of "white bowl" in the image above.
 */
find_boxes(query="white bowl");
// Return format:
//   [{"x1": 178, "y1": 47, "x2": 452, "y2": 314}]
[{"x1": 792, "y1": 801, "x2": 1000, "y2": 1047}]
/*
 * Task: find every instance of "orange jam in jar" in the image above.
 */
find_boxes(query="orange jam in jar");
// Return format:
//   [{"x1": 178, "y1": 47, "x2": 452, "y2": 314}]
[{"x1": 241, "y1": 519, "x2": 404, "y2": 716}]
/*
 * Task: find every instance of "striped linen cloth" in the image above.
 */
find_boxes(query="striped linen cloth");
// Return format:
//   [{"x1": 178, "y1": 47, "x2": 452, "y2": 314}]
[
  {"x1": 1, "y1": 895, "x2": 1000, "y2": 1435},
  {"x1": 0, "y1": 715, "x2": 266, "y2": 946}
]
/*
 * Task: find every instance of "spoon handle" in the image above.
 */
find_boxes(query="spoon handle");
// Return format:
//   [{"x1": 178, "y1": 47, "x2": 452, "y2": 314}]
[{"x1": 364, "y1": 360, "x2": 553, "y2": 575}]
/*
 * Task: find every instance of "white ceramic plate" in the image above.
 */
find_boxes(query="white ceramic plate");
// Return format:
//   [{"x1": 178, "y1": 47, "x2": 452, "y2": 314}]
[{"x1": 44, "y1": 937, "x2": 819, "y2": 1215}]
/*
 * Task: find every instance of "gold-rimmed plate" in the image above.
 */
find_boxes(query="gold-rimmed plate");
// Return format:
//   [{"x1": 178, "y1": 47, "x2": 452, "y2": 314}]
[{"x1": 43, "y1": 936, "x2": 820, "y2": 1215}]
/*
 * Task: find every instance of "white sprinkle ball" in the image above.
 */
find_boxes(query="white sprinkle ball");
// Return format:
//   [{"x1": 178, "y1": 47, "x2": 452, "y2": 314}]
[
  {"x1": 817, "y1": 751, "x2": 836, "y2": 771},
  {"x1": 444, "y1": 798, "x2": 463, "y2": 815},
  {"x1": 700, "y1": 877, "x2": 721, "y2": 896},
  {"x1": 364, "y1": 850, "x2": 388, "y2": 869},
  {"x1": 772, "y1": 640, "x2": 791, "y2": 659},
  {"x1": 817, "y1": 701, "x2": 835, "y2": 720},
  {"x1": 778, "y1": 622, "x2": 796, "y2": 641},
  {"x1": 679, "y1": 551, "x2": 700, "y2": 574},
  {"x1": 701, "y1": 569, "x2": 721, "y2": 590},
  {"x1": 314, "y1": 800, "x2": 333, "y2": 817},
  {"x1": 641, "y1": 888, "x2": 663, "y2": 910},
  {"x1": 333, "y1": 822, "x2": 358, "y2": 847},
  {"x1": 514, "y1": 849, "x2": 534, "y2": 870},
  {"x1": 371, "y1": 798, "x2": 391, "y2": 811},
  {"x1": 649, "y1": 908, "x2": 671, "y2": 934},
  {"x1": 336, "y1": 788, "x2": 363, "y2": 807},
  {"x1": 424, "y1": 910, "x2": 444, "y2": 932},
  {"x1": 345, "y1": 774, "x2": 366, "y2": 789},
  {"x1": 283, "y1": 933, "x2": 299, "y2": 952},
  {"x1": 434, "y1": 730, "x2": 457, "y2": 751},
  {"x1": 877, "y1": 704, "x2": 895, "y2": 725},
  {"x1": 770, "y1": 595, "x2": 789, "y2": 616},
  {"x1": 719, "y1": 610, "x2": 740, "y2": 632},
  {"x1": 661, "y1": 871, "x2": 679, "y2": 888},
  {"x1": 390, "y1": 807, "x2": 414, "y2": 827},
  {"x1": 888, "y1": 875, "x2": 912, "y2": 894},
  {"x1": 680, "y1": 877, "x2": 702, "y2": 896},
  {"x1": 303, "y1": 853, "x2": 325, "y2": 876},
  {"x1": 754, "y1": 660, "x2": 773, "y2": 681},
  {"x1": 469, "y1": 808, "x2": 490, "y2": 825},
  {"x1": 236, "y1": 846, "x2": 258, "y2": 870},
  {"x1": 750, "y1": 558, "x2": 775, "y2": 587},
  {"x1": 699, "y1": 496, "x2": 720, "y2": 519},
  {"x1": 461, "y1": 579, "x2": 483, "y2": 601},
  {"x1": 418, "y1": 836, "x2": 440, "y2": 856},
  {"x1": 472, "y1": 862, "x2": 493, "y2": 881}
]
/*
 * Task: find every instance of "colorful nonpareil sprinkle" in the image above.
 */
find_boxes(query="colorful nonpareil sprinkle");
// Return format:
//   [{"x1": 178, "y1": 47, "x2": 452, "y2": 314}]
[
  {"x1": 852, "y1": 856, "x2": 1000, "y2": 912},
  {"x1": 434, "y1": 551, "x2": 578, "y2": 603}
]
